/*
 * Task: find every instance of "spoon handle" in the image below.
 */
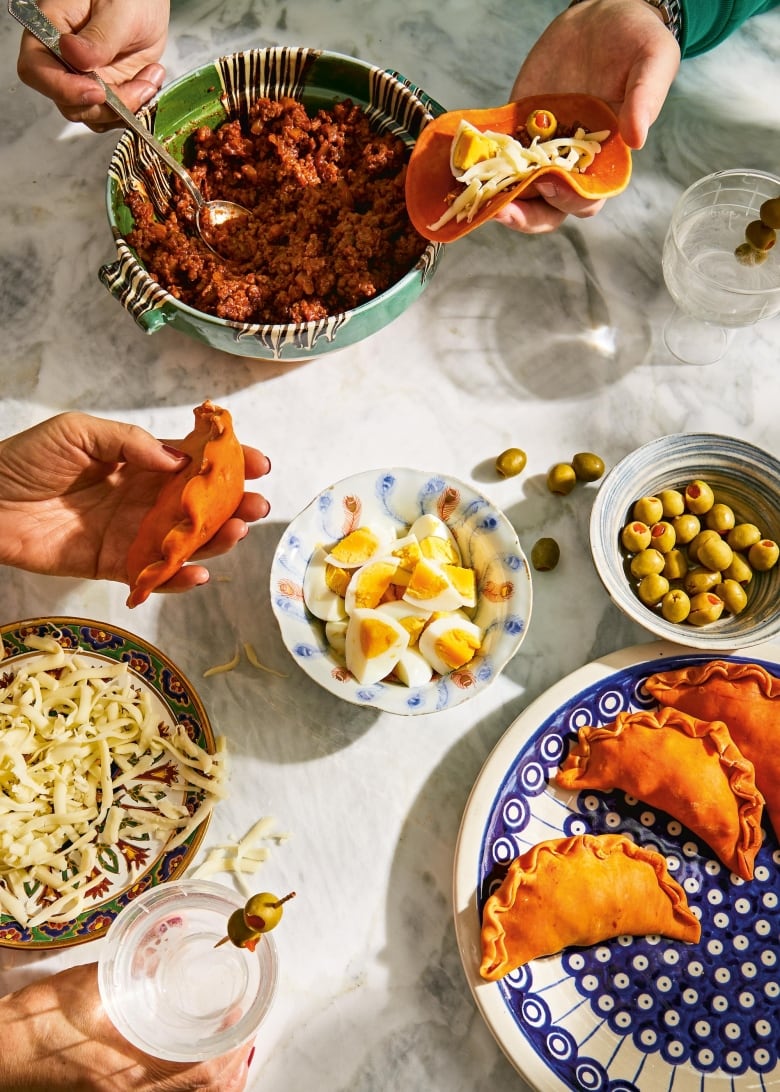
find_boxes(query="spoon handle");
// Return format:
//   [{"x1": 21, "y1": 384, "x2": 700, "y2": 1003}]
[{"x1": 8, "y1": 0, "x2": 204, "y2": 207}]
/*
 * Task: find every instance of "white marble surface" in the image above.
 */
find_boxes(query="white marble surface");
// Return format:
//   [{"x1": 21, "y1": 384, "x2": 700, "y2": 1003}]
[{"x1": 2, "y1": 1, "x2": 780, "y2": 1089}]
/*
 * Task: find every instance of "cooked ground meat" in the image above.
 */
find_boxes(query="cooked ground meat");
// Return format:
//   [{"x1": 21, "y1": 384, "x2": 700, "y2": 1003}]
[{"x1": 126, "y1": 97, "x2": 428, "y2": 325}]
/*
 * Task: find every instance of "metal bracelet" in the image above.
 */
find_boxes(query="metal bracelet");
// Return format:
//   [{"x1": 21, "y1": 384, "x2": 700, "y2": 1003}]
[{"x1": 567, "y1": 0, "x2": 683, "y2": 44}]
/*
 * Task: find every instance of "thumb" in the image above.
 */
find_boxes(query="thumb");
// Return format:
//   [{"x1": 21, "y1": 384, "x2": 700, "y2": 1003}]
[
  {"x1": 619, "y1": 50, "x2": 680, "y2": 149},
  {"x1": 72, "y1": 417, "x2": 190, "y2": 474},
  {"x1": 58, "y1": 3, "x2": 143, "y2": 73}
]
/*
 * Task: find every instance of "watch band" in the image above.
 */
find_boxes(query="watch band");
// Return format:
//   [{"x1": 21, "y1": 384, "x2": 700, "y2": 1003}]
[{"x1": 567, "y1": 0, "x2": 683, "y2": 44}]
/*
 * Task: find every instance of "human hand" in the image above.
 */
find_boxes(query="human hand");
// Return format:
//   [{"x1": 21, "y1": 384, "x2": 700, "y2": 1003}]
[
  {"x1": 497, "y1": 0, "x2": 680, "y2": 234},
  {"x1": 0, "y1": 411, "x2": 271, "y2": 593},
  {"x1": 16, "y1": 0, "x2": 170, "y2": 131},
  {"x1": 0, "y1": 962, "x2": 254, "y2": 1092}
]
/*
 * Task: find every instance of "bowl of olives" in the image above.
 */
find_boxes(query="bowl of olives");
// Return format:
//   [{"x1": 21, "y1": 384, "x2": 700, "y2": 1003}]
[{"x1": 589, "y1": 433, "x2": 780, "y2": 650}]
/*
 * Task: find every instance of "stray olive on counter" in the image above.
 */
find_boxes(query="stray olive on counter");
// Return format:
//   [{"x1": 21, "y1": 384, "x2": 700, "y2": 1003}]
[
  {"x1": 547, "y1": 462, "x2": 577, "y2": 495},
  {"x1": 496, "y1": 447, "x2": 527, "y2": 478},
  {"x1": 618, "y1": 475, "x2": 775, "y2": 629},
  {"x1": 531, "y1": 537, "x2": 561, "y2": 571},
  {"x1": 572, "y1": 452, "x2": 605, "y2": 483}
]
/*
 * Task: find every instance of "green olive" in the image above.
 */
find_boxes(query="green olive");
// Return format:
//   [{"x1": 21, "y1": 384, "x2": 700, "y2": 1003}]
[
  {"x1": 727, "y1": 522, "x2": 761, "y2": 551},
  {"x1": 748, "y1": 538, "x2": 780, "y2": 571},
  {"x1": 704, "y1": 503, "x2": 736, "y2": 534},
  {"x1": 672, "y1": 512, "x2": 701, "y2": 545},
  {"x1": 633, "y1": 496, "x2": 664, "y2": 525},
  {"x1": 715, "y1": 579, "x2": 748, "y2": 615},
  {"x1": 637, "y1": 572, "x2": 669, "y2": 606},
  {"x1": 526, "y1": 108, "x2": 557, "y2": 139},
  {"x1": 697, "y1": 536, "x2": 734, "y2": 572},
  {"x1": 723, "y1": 552, "x2": 754, "y2": 584},
  {"x1": 661, "y1": 588, "x2": 691, "y2": 624},
  {"x1": 244, "y1": 891, "x2": 296, "y2": 934},
  {"x1": 658, "y1": 489, "x2": 685, "y2": 518},
  {"x1": 745, "y1": 218, "x2": 777, "y2": 252},
  {"x1": 226, "y1": 907, "x2": 258, "y2": 949},
  {"x1": 531, "y1": 537, "x2": 561, "y2": 571},
  {"x1": 572, "y1": 452, "x2": 605, "y2": 482},
  {"x1": 662, "y1": 548, "x2": 688, "y2": 581},
  {"x1": 649, "y1": 521, "x2": 676, "y2": 553},
  {"x1": 688, "y1": 591, "x2": 725, "y2": 626},
  {"x1": 735, "y1": 241, "x2": 769, "y2": 266},
  {"x1": 495, "y1": 447, "x2": 527, "y2": 478},
  {"x1": 759, "y1": 196, "x2": 780, "y2": 229},
  {"x1": 547, "y1": 462, "x2": 577, "y2": 495},
  {"x1": 687, "y1": 529, "x2": 721, "y2": 565},
  {"x1": 622, "y1": 521, "x2": 652, "y2": 552},
  {"x1": 630, "y1": 548, "x2": 665, "y2": 579},
  {"x1": 684, "y1": 479, "x2": 715, "y2": 515},
  {"x1": 684, "y1": 567, "x2": 723, "y2": 596}
]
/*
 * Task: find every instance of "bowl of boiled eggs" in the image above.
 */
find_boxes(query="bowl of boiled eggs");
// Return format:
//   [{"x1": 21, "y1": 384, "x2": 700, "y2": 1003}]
[{"x1": 270, "y1": 468, "x2": 533, "y2": 714}]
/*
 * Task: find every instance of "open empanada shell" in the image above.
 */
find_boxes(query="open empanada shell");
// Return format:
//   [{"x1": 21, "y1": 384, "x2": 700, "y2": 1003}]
[{"x1": 405, "y1": 93, "x2": 632, "y2": 243}]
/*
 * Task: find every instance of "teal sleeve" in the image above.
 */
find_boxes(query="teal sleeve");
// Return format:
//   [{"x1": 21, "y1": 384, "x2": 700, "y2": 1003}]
[{"x1": 680, "y1": 0, "x2": 780, "y2": 57}]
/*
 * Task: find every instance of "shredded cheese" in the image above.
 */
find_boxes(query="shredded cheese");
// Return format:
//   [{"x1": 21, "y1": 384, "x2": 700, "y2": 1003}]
[
  {"x1": 190, "y1": 815, "x2": 292, "y2": 896},
  {"x1": 429, "y1": 118, "x2": 610, "y2": 231},
  {"x1": 0, "y1": 635, "x2": 227, "y2": 928}
]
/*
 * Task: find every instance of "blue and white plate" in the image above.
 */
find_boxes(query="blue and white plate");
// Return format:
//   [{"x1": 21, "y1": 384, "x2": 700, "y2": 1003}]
[
  {"x1": 454, "y1": 640, "x2": 780, "y2": 1091},
  {"x1": 270, "y1": 467, "x2": 532, "y2": 715}
]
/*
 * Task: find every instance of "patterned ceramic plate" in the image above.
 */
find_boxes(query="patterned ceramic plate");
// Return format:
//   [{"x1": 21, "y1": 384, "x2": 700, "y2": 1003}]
[
  {"x1": 270, "y1": 468, "x2": 532, "y2": 716},
  {"x1": 0, "y1": 618, "x2": 216, "y2": 950},
  {"x1": 454, "y1": 640, "x2": 780, "y2": 1091}
]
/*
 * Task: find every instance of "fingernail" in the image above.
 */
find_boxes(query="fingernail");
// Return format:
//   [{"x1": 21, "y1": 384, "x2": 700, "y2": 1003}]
[
  {"x1": 264, "y1": 456, "x2": 272, "y2": 473},
  {"x1": 161, "y1": 444, "x2": 189, "y2": 461},
  {"x1": 535, "y1": 180, "x2": 559, "y2": 199},
  {"x1": 139, "y1": 85, "x2": 158, "y2": 106},
  {"x1": 247, "y1": 1046, "x2": 256, "y2": 1068},
  {"x1": 260, "y1": 498, "x2": 271, "y2": 517}
]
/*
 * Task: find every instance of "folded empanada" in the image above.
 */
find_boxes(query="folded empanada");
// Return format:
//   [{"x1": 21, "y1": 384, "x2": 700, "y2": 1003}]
[
  {"x1": 645, "y1": 660, "x2": 780, "y2": 838},
  {"x1": 479, "y1": 833, "x2": 700, "y2": 981},
  {"x1": 555, "y1": 706, "x2": 763, "y2": 880}
]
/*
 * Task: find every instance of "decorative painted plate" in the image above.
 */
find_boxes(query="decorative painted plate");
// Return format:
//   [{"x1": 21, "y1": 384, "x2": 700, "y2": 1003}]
[
  {"x1": 270, "y1": 467, "x2": 532, "y2": 716},
  {"x1": 454, "y1": 640, "x2": 780, "y2": 1091},
  {"x1": 0, "y1": 618, "x2": 216, "y2": 949}
]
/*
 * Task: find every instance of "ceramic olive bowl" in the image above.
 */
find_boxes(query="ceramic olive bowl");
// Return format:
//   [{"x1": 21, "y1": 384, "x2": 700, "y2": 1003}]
[
  {"x1": 101, "y1": 48, "x2": 443, "y2": 362},
  {"x1": 590, "y1": 433, "x2": 780, "y2": 650},
  {"x1": 269, "y1": 468, "x2": 533, "y2": 715}
]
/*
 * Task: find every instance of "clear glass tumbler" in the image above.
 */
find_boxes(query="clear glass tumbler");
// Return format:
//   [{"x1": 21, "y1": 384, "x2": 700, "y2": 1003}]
[
  {"x1": 661, "y1": 168, "x2": 780, "y2": 365},
  {"x1": 98, "y1": 879, "x2": 278, "y2": 1062}
]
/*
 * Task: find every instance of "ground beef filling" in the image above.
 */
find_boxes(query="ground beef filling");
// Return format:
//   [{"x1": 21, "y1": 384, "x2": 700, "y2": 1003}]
[{"x1": 125, "y1": 97, "x2": 428, "y2": 325}]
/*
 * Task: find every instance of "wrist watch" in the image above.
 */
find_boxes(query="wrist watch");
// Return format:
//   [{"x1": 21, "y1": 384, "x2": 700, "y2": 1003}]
[{"x1": 567, "y1": 0, "x2": 683, "y2": 45}]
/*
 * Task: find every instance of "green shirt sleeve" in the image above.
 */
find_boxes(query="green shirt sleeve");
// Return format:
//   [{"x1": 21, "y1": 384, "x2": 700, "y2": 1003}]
[{"x1": 681, "y1": 0, "x2": 780, "y2": 57}]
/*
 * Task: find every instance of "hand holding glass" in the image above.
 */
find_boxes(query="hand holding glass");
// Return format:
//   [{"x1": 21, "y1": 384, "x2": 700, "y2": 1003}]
[
  {"x1": 662, "y1": 169, "x2": 780, "y2": 365},
  {"x1": 98, "y1": 879, "x2": 278, "y2": 1062}
]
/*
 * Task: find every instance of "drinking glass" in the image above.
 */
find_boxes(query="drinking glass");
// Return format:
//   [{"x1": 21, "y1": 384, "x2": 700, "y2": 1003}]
[
  {"x1": 661, "y1": 168, "x2": 780, "y2": 365},
  {"x1": 98, "y1": 879, "x2": 278, "y2": 1062}
]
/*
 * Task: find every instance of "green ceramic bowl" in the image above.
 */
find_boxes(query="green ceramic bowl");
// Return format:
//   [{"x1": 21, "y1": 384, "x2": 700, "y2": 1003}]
[{"x1": 101, "y1": 48, "x2": 444, "y2": 362}]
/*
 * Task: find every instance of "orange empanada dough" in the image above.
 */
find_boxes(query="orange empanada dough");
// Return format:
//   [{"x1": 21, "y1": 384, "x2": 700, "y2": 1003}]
[
  {"x1": 645, "y1": 660, "x2": 780, "y2": 838},
  {"x1": 126, "y1": 400, "x2": 245, "y2": 607},
  {"x1": 555, "y1": 706, "x2": 763, "y2": 880},
  {"x1": 479, "y1": 833, "x2": 700, "y2": 981}
]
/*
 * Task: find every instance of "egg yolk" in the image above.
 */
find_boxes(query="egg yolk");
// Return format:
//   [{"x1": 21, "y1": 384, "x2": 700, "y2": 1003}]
[
  {"x1": 404, "y1": 560, "x2": 449, "y2": 603},
  {"x1": 419, "y1": 536, "x2": 460, "y2": 564},
  {"x1": 433, "y1": 627, "x2": 481, "y2": 670},
  {"x1": 324, "y1": 563, "x2": 350, "y2": 597},
  {"x1": 350, "y1": 560, "x2": 398, "y2": 610},
  {"x1": 360, "y1": 617, "x2": 404, "y2": 660},
  {"x1": 328, "y1": 527, "x2": 382, "y2": 566},
  {"x1": 441, "y1": 563, "x2": 476, "y2": 602}
]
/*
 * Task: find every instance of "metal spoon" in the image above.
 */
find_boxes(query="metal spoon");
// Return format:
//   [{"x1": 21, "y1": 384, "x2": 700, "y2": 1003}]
[{"x1": 9, "y1": 0, "x2": 250, "y2": 257}]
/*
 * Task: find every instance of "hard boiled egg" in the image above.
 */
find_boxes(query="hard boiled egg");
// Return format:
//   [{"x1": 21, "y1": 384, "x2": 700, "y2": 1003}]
[
  {"x1": 418, "y1": 612, "x2": 482, "y2": 675},
  {"x1": 402, "y1": 557, "x2": 472, "y2": 613},
  {"x1": 303, "y1": 545, "x2": 348, "y2": 621},
  {"x1": 394, "y1": 646, "x2": 434, "y2": 687},
  {"x1": 324, "y1": 522, "x2": 397, "y2": 569},
  {"x1": 345, "y1": 609, "x2": 410, "y2": 685},
  {"x1": 343, "y1": 557, "x2": 401, "y2": 614}
]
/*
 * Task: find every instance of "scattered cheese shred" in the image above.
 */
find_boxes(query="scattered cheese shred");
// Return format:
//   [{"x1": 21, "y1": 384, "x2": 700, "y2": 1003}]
[
  {"x1": 429, "y1": 118, "x2": 610, "y2": 231},
  {"x1": 202, "y1": 647, "x2": 241, "y2": 677},
  {"x1": 0, "y1": 634, "x2": 227, "y2": 928},
  {"x1": 190, "y1": 815, "x2": 292, "y2": 897}
]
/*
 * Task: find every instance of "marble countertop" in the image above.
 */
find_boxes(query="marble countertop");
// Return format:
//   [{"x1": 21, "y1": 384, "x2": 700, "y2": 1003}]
[{"x1": 1, "y1": 1, "x2": 779, "y2": 1089}]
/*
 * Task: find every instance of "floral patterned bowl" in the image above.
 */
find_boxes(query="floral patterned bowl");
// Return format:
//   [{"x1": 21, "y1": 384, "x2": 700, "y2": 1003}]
[
  {"x1": 101, "y1": 47, "x2": 443, "y2": 362},
  {"x1": 270, "y1": 468, "x2": 533, "y2": 715}
]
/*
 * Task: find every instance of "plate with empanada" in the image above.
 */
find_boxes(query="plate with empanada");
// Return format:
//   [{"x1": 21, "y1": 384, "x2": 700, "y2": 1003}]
[{"x1": 453, "y1": 640, "x2": 780, "y2": 1091}]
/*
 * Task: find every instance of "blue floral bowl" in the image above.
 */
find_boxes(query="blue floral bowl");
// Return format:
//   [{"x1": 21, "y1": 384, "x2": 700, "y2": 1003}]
[{"x1": 270, "y1": 468, "x2": 533, "y2": 715}]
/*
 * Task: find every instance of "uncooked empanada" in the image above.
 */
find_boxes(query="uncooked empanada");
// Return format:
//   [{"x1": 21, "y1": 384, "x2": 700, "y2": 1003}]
[
  {"x1": 645, "y1": 660, "x2": 780, "y2": 837},
  {"x1": 479, "y1": 833, "x2": 700, "y2": 981},
  {"x1": 555, "y1": 706, "x2": 763, "y2": 880}
]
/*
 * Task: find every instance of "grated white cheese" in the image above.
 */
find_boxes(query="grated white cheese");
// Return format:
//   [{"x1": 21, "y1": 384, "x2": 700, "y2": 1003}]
[
  {"x1": 0, "y1": 634, "x2": 227, "y2": 928},
  {"x1": 190, "y1": 815, "x2": 292, "y2": 897},
  {"x1": 429, "y1": 118, "x2": 610, "y2": 231}
]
